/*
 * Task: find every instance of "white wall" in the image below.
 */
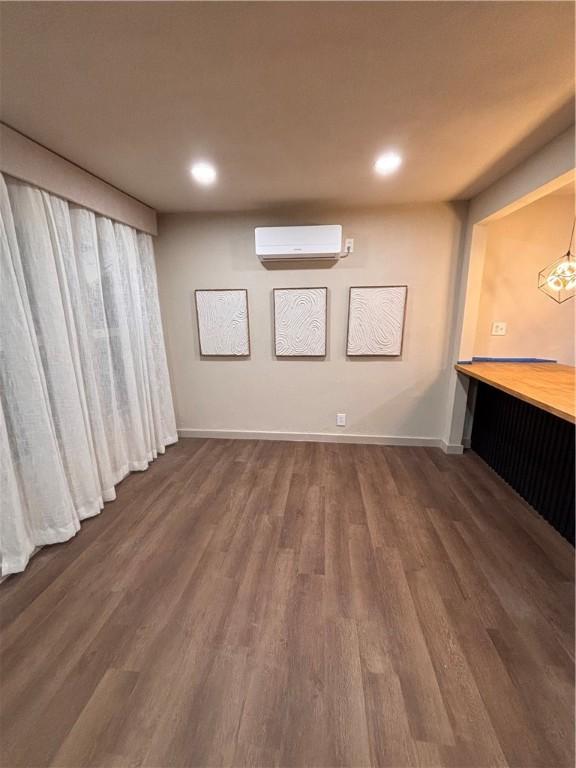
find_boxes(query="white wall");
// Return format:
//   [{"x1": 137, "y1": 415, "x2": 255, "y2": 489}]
[
  {"x1": 475, "y1": 191, "x2": 575, "y2": 365},
  {"x1": 155, "y1": 204, "x2": 466, "y2": 445}
]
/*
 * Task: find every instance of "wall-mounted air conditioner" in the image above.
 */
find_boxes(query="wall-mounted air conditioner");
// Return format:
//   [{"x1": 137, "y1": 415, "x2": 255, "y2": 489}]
[{"x1": 255, "y1": 225, "x2": 342, "y2": 260}]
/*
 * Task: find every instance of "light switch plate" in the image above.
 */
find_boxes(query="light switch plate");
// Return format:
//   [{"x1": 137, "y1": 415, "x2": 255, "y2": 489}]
[{"x1": 491, "y1": 321, "x2": 507, "y2": 336}]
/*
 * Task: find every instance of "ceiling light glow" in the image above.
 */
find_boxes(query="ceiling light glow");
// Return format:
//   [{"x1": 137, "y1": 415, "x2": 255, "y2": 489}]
[
  {"x1": 374, "y1": 151, "x2": 402, "y2": 176},
  {"x1": 191, "y1": 161, "x2": 217, "y2": 186}
]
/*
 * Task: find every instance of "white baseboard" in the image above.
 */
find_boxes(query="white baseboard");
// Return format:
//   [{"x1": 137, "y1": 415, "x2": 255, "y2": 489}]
[
  {"x1": 177, "y1": 428, "x2": 444, "y2": 448},
  {"x1": 440, "y1": 440, "x2": 464, "y2": 455}
]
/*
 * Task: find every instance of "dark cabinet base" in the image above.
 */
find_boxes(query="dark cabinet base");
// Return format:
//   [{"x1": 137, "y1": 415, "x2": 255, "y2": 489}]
[{"x1": 471, "y1": 382, "x2": 575, "y2": 545}]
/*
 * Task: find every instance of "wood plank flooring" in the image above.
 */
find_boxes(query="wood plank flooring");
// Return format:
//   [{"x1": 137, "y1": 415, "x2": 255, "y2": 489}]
[{"x1": 0, "y1": 439, "x2": 574, "y2": 767}]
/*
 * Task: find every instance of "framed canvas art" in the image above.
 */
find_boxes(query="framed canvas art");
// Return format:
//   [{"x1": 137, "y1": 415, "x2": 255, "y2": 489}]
[
  {"x1": 195, "y1": 289, "x2": 250, "y2": 356},
  {"x1": 346, "y1": 285, "x2": 407, "y2": 356},
  {"x1": 273, "y1": 287, "x2": 327, "y2": 357}
]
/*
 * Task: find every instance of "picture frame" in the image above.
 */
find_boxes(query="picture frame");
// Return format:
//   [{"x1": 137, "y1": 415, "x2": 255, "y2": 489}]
[
  {"x1": 273, "y1": 287, "x2": 328, "y2": 357},
  {"x1": 194, "y1": 289, "x2": 250, "y2": 357},
  {"x1": 346, "y1": 285, "x2": 407, "y2": 356}
]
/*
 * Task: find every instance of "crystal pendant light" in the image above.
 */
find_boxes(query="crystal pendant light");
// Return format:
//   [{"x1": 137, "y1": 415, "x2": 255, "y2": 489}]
[{"x1": 538, "y1": 219, "x2": 576, "y2": 303}]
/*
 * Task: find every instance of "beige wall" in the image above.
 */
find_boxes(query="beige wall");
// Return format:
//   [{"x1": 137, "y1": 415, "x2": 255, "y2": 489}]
[
  {"x1": 155, "y1": 204, "x2": 465, "y2": 445},
  {"x1": 444, "y1": 128, "x2": 575, "y2": 446},
  {"x1": 474, "y1": 191, "x2": 575, "y2": 364}
]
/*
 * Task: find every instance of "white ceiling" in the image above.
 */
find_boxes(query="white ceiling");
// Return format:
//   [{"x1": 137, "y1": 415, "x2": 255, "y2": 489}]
[{"x1": 1, "y1": 1, "x2": 574, "y2": 212}]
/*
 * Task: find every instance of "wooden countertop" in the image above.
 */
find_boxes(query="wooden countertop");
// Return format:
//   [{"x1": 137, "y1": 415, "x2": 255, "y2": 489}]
[{"x1": 455, "y1": 362, "x2": 575, "y2": 424}]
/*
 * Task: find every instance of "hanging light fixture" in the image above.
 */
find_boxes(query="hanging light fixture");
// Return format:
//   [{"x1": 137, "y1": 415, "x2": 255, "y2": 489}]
[{"x1": 538, "y1": 218, "x2": 576, "y2": 303}]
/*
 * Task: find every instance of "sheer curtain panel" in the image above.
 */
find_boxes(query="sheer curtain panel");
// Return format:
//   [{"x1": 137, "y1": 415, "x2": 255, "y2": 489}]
[{"x1": 0, "y1": 174, "x2": 177, "y2": 575}]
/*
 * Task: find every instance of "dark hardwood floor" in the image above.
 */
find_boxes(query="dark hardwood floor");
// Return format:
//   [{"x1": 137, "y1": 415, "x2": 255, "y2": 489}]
[{"x1": 0, "y1": 439, "x2": 574, "y2": 768}]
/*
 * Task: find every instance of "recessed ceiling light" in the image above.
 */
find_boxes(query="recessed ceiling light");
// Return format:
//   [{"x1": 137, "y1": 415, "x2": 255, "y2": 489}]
[
  {"x1": 190, "y1": 161, "x2": 217, "y2": 186},
  {"x1": 374, "y1": 151, "x2": 402, "y2": 176}
]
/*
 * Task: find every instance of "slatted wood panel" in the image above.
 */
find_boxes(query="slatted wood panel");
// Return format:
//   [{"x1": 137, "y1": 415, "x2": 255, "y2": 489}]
[
  {"x1": 471, "y1": 382, "x2": 575, "y2": 544},
  {"x1": 0, "y1": 440, "x2": 573, "y2": 767}
]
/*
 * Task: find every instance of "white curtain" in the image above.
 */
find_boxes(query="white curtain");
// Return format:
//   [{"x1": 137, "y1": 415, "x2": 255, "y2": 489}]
[{"x1": 0, "y1": 174, "x2": 177, "y2": 576}]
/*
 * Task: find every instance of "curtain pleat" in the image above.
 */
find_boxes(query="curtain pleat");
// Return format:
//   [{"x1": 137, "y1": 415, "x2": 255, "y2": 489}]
[{"x1": 0, "y1": 174, "x2": 177, "y2": 575}]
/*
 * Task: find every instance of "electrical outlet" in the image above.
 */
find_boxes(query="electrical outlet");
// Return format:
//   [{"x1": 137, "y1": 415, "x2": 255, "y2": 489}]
[
  {"x1": 336, "y1": 413, "x2": 346, "y2": 427},
  {"x1": 344, "y1": 238, "x2": 354, "y2": 255},
  {"x1": 491, "y1": 321, "x2": 507, "y2": 336}
]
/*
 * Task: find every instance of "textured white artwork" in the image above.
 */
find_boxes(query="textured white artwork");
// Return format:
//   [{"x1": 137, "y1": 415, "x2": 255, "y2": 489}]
[
  {"x1": 195, "y1": 289, "x2": 250, "y2": 356},
  {"x1": 347, "y1": 286, "x2": 407, "y2": 356},
  {"x1": 274, "y1": 288, "x2": 327, "y2": 357}
]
